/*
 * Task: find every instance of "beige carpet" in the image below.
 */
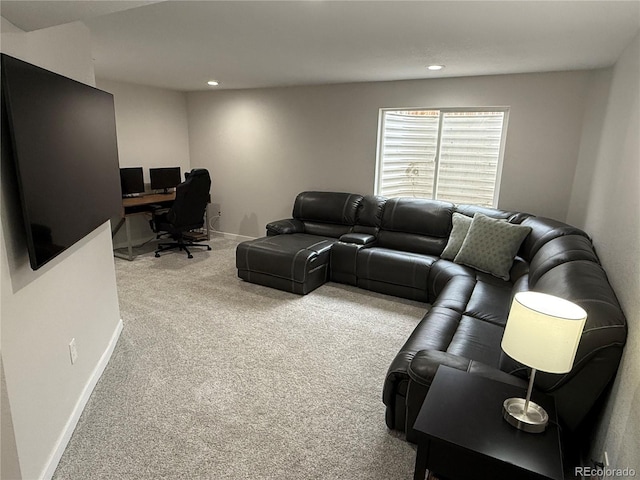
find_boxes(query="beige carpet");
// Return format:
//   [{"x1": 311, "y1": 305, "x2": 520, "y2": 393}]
[{"x1": 53, "y1": 237, "x2": 425, "y2": 479}]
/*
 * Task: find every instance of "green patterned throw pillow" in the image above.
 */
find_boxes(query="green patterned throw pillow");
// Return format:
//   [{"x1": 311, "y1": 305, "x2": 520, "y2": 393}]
[
  {"x1": 441, "y1": 213, "x2": 473, "y2": 260},
  {"x1": 454, "y1": 213, "x2": 531, "y2": 280}
]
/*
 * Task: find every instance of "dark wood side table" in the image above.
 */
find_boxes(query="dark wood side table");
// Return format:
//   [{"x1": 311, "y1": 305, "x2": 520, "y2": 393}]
[{"x1": 413, "y1": 366, "x2": 564, "y2": 480}]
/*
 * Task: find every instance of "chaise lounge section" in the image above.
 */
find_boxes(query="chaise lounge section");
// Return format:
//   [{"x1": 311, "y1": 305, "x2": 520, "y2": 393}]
[
  {"x1": 236, "y1": 191, "x2": 627, "y2": 445},
  {"x1": 236, "y1": 192, "x2": 363, "y2": 294}
]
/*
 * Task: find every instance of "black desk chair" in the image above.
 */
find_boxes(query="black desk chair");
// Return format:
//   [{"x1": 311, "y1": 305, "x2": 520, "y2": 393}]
[{"x1": 151, "y1": 168, "x2": 212, "y2": 258}]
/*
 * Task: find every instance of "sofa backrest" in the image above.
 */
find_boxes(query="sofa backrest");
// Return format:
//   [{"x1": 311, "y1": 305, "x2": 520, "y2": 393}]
[
  {"x1": 292, "y1": 191, "x2": 363, "y2": 238},
  {"x1": 517, "y1": 216, "x2": 590, "y2": 262},
  {"x1": 454, "y1": 204, "x2": 529, "y2": 223},
  {"x1": 353, "y1": 195, "x2": 387, "y2": 236},
  {"x1": 377, "y1": 198, "x2": 454, "y2": 255},
  {"x1": 525, "y1": 231, "x2": 626, "y2": 368},
  {"x1": 500, "y1": 223, "x2": 627, "y2": 429}
]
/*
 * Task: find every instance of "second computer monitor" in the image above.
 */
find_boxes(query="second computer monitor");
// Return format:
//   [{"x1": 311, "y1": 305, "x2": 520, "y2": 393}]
[
  {"x1": 150, "y1": 167, "x2": 181, "y2": 192},
  {"x1": 120, "y1": 167, "x2": 145, "y2": 197}
]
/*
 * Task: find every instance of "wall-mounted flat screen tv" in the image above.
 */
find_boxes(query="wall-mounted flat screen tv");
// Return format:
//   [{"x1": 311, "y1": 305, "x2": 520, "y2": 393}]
[{"x1": 1, "y1": 54, "x2": 121, "y2": 270}]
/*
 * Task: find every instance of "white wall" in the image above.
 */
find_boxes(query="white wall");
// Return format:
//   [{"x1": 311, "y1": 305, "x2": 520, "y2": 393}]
[
  {"x1": 1, "y1": 18, "x2": 122, "y2": 480},
  {"x1": 568, "y1": 32, "x2": 640, "y2": 474},
  {"x1": 96, "y1": 78, "x2": 191, "y2": 177},
  {"x1": 95, "y1": 79, "x2": 191, "y2": 248},
  {"x1": 1, "y1": 359, "x2": 21, "y2": 479},
  {"x1": 186, "y1": 70, "x2": 592, "y2": 238}
]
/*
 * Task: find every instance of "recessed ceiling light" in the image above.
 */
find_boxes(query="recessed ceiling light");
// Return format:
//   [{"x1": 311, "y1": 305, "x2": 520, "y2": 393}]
[
  {"x1": 207, "y1": 80, "x2": 219, "y2": 86},
  {"x1": 427, "y1": 65, "x2": 445, "y2": 71}
]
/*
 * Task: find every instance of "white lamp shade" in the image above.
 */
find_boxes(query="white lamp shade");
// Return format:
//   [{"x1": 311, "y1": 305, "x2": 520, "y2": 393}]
[{"x1": 501, "y1": 291, "x2": 587, "y2": 374}]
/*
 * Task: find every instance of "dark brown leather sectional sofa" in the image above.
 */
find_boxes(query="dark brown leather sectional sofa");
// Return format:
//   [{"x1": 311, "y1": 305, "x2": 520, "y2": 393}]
[{"x1": 236, "y1": 191, "x2": 627, "y2": 443}]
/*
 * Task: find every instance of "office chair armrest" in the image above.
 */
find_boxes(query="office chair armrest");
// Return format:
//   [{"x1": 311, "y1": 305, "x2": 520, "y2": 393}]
[
  {"x1": 150, "y1": 206, "x2": 171, "y2": 215},
  {"x1": 266, "y1": 218, "x2": 305, "y2": 236},
  {"x1": 149, "y1": 207, "x2": 171, "y2": 232}
]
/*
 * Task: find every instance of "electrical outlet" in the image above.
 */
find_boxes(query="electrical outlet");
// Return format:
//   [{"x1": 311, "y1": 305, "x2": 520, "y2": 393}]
[
  {"x1": 210, "y1": 203, "x2": 221, "y2": 218},
  {"x1": 69, "y1": 338, "x2": 78, "y2": 365}
]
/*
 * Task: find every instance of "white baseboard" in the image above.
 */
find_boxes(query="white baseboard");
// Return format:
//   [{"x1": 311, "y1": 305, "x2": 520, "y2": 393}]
[
  {"x1": 41, "y1": 318, "x2": 124, "y2": 480},
  {"x1": 209, "y1": 230, "x2": 256, "y2": 242}
]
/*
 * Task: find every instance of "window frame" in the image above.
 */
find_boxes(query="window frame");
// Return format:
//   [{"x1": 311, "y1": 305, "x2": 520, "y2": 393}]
[{"x1": 374, "y1": 106, "x2": 510, "y2": 207}]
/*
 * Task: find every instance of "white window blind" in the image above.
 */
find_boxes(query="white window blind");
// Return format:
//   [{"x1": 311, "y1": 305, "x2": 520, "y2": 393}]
[{"x1": 376, "y1": 109, "x2": 508, "y2": 207}]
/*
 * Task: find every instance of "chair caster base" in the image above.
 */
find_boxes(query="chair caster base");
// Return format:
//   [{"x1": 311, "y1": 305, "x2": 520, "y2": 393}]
[{"x1": 154, "y1": 240, "x2": 209, "y2": 259}]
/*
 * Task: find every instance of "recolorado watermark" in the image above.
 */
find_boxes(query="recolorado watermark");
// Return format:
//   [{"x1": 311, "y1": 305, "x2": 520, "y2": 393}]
[{"x1": 575, "y1": 466, "x2": 637, "y2": 478}]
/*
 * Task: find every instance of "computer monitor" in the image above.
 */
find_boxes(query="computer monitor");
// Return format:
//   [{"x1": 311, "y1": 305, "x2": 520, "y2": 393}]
[
  {"x1": 120, "y1": 167, "x2": 145, "y2": 197},
  {"x1": 150, "y1": 167, "x2": 181, "y2": 193}
]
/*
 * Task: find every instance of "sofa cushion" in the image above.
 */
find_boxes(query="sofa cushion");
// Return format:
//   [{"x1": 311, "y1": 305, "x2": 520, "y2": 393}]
[
  {"x1": 426, "y1": 258, "x2": 512, "y2": 326},
  {"x1": 446, "y1": 314, "x2": 504, "y2": 366},
  {"x1": 428, "y1": 262, "x2": 476, "y2": 309},
  {"x1": 398, "y1": 306, "x2": 463, "y2": 354},
  {"x1": 398, "y1": 307, "x2": 504, "y2": 369},
  {"x1": 441, "y1": 213, "x2": 472, "y2": 260},
  {"x1": 463, "y1": 276, "x2": 513, "y2": 327},
  {"x1": 454, "y1": 213, "x2": 531, "y2": 280},
  {"x1": 357, "y1": 247, "x2": 435, "y2": 291},
  {"x1": 300, "y1": 221, "x2": 352, "y2": 238}
]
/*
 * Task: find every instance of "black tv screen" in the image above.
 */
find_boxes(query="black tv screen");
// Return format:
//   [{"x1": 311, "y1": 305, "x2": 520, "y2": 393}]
[
  {"x1": 1, "y1": 54, "x2": 121, "y2": 270},
  {"x1": 120, "y1": 167, "x2": 145, "y2": 196},
  {"x1": 150, "y1": 167, "x2": 181, "y2": 191}
]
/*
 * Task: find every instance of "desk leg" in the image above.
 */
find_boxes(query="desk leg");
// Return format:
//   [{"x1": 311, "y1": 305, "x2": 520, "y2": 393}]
[
  {"x1": 112, "y1": 217, "x2": 125, "y2": 238},
  {"x1": 125, "y1": 216, "x2": 133, "y2": 261},
  {"x1": 414, "y1": 441, "x2": 429, "y2": 480},
  {"x1": 205, "y1": 209, "x2": 210, "y2": 241}
]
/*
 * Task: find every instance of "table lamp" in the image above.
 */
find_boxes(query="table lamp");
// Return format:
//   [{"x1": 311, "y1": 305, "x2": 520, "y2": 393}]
[{"x1": 501, "y1": 291, "x2": 587, "y2": 433}]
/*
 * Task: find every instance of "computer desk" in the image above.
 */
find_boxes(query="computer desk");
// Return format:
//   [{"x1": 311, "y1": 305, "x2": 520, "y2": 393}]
[{"x1": 113, "y1": 192, "x2": 176, "y2": 261}]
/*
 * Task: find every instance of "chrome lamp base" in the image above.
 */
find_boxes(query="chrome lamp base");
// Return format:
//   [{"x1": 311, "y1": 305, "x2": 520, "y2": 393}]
[
  {"x1": 502, "y1": 397, "x2": 549, "y2": 433},
  {"x1": 502, "y1": 367, "x2": 549, "y2": 433}
]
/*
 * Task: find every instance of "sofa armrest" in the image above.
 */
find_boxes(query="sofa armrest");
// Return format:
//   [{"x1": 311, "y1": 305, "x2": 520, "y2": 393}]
[
  {"x1": 339, "y1": 232, "x2": 376, "y2": 245},
  {"x1": 408, "y1": 349, "x2": 528, "y2": 389},
  {"x1": 266, "y1": 218, "x2": 305, "y2": 236},
  {"x1": 404, "y1": 350, "x2": 528, "y2": 443},
  {"x1": 468, "y1": 361, "x2": 528, "y2": 388},
  {"x1": 408, "y1": 350, "x2": 471, "y2": 387},
  {"x1": 405, "y1": 350, "x2": 470, "y2": 442}
]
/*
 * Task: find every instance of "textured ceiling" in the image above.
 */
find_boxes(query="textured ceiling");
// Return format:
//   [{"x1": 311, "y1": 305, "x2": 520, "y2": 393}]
[{"x1": 2, "y1": 1, "x2": 639, "y2": 91}]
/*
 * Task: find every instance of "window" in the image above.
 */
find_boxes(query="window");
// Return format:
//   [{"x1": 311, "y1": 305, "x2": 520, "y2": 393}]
[{"x1": 375, "y1": 108, "x2": 508, "y2": 207}]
